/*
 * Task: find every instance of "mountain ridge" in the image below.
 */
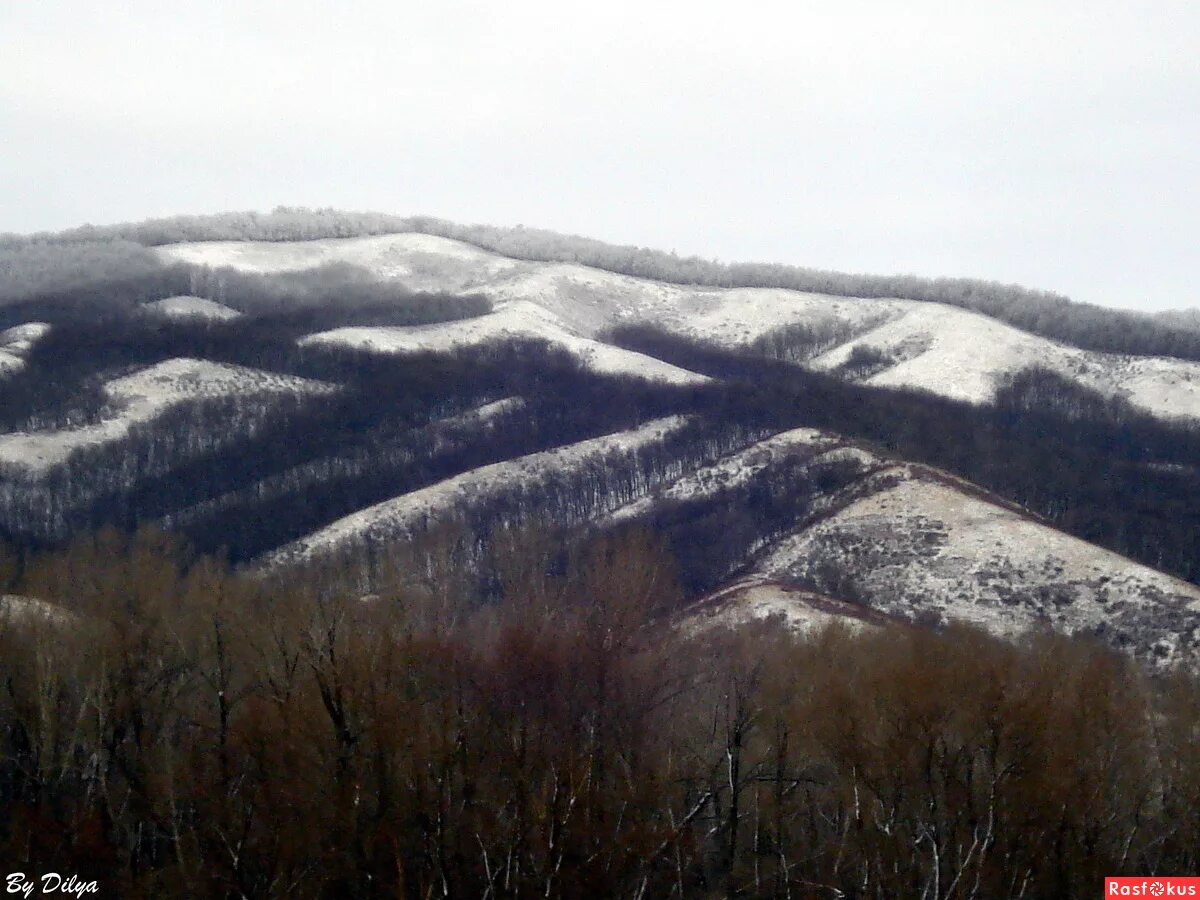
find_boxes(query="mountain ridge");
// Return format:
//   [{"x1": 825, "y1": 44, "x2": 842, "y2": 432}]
[
  {"x1": 2, "y1": 212, "x2": 1199, "y2": 668},
  {"x1": 158, "y1": 232, "x2": 1200, "y2": 421},
  {"x1": 5, "y1": 208, "x2": 1199, "y2": 359}
]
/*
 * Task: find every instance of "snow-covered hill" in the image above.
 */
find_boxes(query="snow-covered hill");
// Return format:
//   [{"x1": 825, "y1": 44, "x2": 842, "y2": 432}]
[
  {"x1": 0, "y1": 227, "x2": 1187, "y2": 666},
  {"x1": 0, "y1": 358, "x2": 335, "y2": 472},
  {"x1": 158, "y1": 234, "x2": 1200, "y2": 421},
  {"x1": 266, "y1": 415, "x2": 692, "y2": 566},
  {"x1": 243, "y1": 393, "x2": 1200, "y2": 664},
  {"x1": 603, "y1": 426, "x2": 1200, "y2": 666},
  {"x1": 807, "y1": 302, "x2": 1200, "y2": 416},
  {"x1": 158, "y1": 232, "x2": 518, "y2": 288}
]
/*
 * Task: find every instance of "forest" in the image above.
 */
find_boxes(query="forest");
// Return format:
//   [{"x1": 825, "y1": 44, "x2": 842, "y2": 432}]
[
  {"x1": 1, "y1": 528, "x2": 1198, "y2": 898},
  {"x1": 1, "y1": 287, "x2": 1200, "y2": 595},
  {"x1": 610, "y1": 325, "x2": 1200, "y2": 586},
  {"x1": 5, "y1": 207, "x2": 1200, "y2": 360}
]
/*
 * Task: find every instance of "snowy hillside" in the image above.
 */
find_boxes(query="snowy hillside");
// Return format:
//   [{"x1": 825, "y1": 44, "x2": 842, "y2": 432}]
[
  {"x1": 301, "y1": 301, "x2": 708, "y2": 385},
  {"x1": 266, "y1": 415, "x2": 692, "y2": 565},
  {"x1": 808, "y1": 302, "x2": 1200, "y2": 418},
  {"x1": 158, "y1": 234, "x2": 1200, "y2": 421},
  {"x1": 604, "y1": 427, "x2": 866, "y2": 525},
  {"x1": 0, "y1": 358, "x2": 335, "y2": 472},
  {"x1": 158, "y1": 232, "x2": 519, "y2": 290},
  {"x1": 238, "y1": 386, "x2": 1200, "y2": 665},
  {"x1": 0, "y1": 593, "x2": 74, "y2": 626},
  {"x1": 0, "y1": 222, "x2": 1193, "y2": 669},
  {"x1": 593, "y1": 422, "x2": 1200, "y2": 665},
  {"x1": 747, "y1": 456, "x2": 1200, "y2": 666}
]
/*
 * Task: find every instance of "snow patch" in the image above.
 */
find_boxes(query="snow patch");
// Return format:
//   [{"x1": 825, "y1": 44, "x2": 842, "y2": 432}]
[
  {"x1": 683, "y1": 578, "x2": 883, "y2": 637},
  {"x1": 143, "y1": 295, "x2": 242, "y2": 320},
  {"x1": 810, "y1": 302, "x2": 1200, "y2": 420},
  {"x1": 0, "y1": 594, "x2": 74, "y2": 627},
  {"x1": 0, "y1": 322, "x2": 50, "y2": 375},
  {"x1": 301, "y1": 301, "x2": 709, "y2": 386},
  {"x1": 439, "y1": 396, "x2": 525, "y2": 426},
  {"x1": 157, "y1": 232, "x2": 519, "y2": 286}
]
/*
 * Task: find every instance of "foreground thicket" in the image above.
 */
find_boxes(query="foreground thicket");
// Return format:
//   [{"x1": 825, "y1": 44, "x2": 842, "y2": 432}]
[{"x1": 1, "y1": 530, "x2": 1198, "y2": 898}]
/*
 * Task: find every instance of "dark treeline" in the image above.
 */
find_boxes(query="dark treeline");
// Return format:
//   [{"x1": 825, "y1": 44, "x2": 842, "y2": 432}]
[
  {"x1": 314, "y1": 415, "x2": 774, "y2": 596},
  {"x1": 4, "y1": 312, "x2": 1200, "y2": 588},
  {"x1": 0, "y1": 240, "x2": 166, "y2": 307},
  {"x1": 0, "y1": 325, "x2": 709, "y2": 559},
  {"x1": 179, "y1": 261, "x2": 491, "y2": 319},
  {"x1": 0, "y1": 261, "x2": 486, "y2": 330},
  {"x1": 157, "y1": 356, "x2": 687, "y2": 564},
  {"x1": 612, "y1": 326, "x2": 1200, "y2": 585},
  {"x1": 6, "y1": 206, "x2": 1200, "y2": 360},
  {"x1": 1, "y1": 207, "x2": 419, "y2": 250},
  {"x1": 749, "y1": 317, "x2": 887, "y2": 363},
  {"x1": 0, "y1": 267, "x2": 488, "y2": 432},
  {"x1": 1, "y1": 528, "x2": 1198, "y2": 898},
  {"x1": 4, "y1": 296, "x2": 1200, "y2": 590},
  {"x1": 630, "y1": 452, "x2": 873, "y2": 597}
]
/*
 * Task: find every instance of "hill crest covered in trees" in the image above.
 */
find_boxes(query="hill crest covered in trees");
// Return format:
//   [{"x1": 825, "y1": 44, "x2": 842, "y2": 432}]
[{"x1": 0, "y1": 209, "x2": 1199, "y2": 671}]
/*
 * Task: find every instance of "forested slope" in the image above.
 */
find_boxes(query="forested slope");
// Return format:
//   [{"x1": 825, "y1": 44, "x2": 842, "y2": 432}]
[
  {"x1": 5, "y1": 206, "x2": 1199, "y2": 358},
  {"x1": 1, "y1": 212, "x2": 1200, "y2": 668}
]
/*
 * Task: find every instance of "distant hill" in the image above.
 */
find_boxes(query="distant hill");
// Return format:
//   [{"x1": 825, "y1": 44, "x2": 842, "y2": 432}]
[{"x1": 1, "y1": 211, "x2": 1199, "y2": 667}]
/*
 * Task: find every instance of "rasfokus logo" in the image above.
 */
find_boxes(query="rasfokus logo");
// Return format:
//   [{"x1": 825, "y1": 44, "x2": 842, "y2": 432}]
[{"x1": 1106, "y1": 878, "x2": 1200, "y2": 896}]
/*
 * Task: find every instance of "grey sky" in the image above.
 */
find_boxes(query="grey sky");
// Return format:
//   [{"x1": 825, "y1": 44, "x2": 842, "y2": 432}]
[{"x1": 2, "y1": 1, "x2": 1197, "y2": 311}]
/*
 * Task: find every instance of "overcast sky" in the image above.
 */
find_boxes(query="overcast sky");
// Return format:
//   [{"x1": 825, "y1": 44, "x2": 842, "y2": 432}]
[{"x1": 2, "y1": 1, "x2": 1197, "y2": 311}]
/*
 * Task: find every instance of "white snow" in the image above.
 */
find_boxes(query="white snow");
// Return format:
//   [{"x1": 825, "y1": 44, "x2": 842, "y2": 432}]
[
  {"x1": 809, "y1": 302, "x2": 1200, "y2": 420},
  {"x1": 669, "y1": 289, "x2": 895, "y2": 349},
  {"x1": 1107, "y1": 355, "x2": 1200, "y2": 421},
  {"x1": 580, "y1": 418, "x2": 1200, "y2": 664},
  {"x1": 483, "y1": 267, "x2": 896, "y2": 345},
  {"x1": 605, "y1": 427, "x2": 839, "y2": 524},
  {"x1": 756, "y1": 467, "x2": 1200, "y2": 664},
  {"x1": 265, "y1": 415, "x2": 692, "y2": 565},
  {"x1": 0, "y1": 358, "x2": 335, "y2": 472},
  {"x1": 482, "y1": 264, "x2": 694, "y2": 335},
  {"x1": 683, "y1": 577, "x2": 881, "y2": 636},
  {"x1": 301, "y1": 301, "x2": 709, "y2": 386},
  {"x1": 1, "y1": 322, "x2": 51, "y2": 348},
  {"x1": 142, "y1": 295, "x2": 242, "y2": 320},
  {"x1": 439, "y1": 396, "x2": 525, "y2": 427},
  {"x1": 161, "y1": 235, "x2": 890, "y2": 341},
  {"x1": 158, "y1": 232, "x2": 519, "y2": 286},
  {"x1": 159, "y1": 233, "x2": 1200, "y2": 422},
  {"x1": 0, "y1": 321, "x2": 50, "y2": 375},
  {"x1": 0, "y1": 594, "x2": 74, "y2": 627}
]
